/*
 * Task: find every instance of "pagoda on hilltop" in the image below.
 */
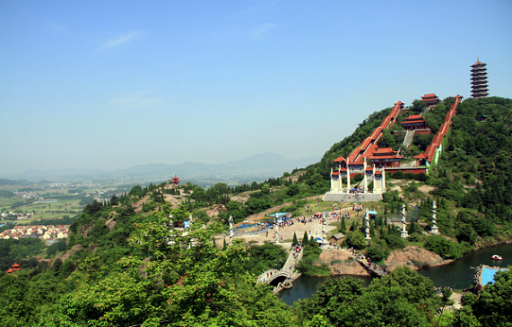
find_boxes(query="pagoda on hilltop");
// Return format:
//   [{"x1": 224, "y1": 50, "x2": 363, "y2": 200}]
[
  {"x1": 6, "y1": 262, "x2": 21, "y2": 274},
  {"x1": 171, "y1": 175, "x2": 181, "y2": 186},
  {"x1": 471, "y1": 58, "x2": 488, "y2": 98}
]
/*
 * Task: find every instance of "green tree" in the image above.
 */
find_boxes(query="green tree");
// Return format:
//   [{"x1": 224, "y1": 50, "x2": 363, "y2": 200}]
[
  {"x1": 292, "y1": 232, "x2": 298, "y2": 246},
  {"x1": 58, "y1": 212, "x2": 297, "y2": 326},
  {"x1": 303, "y1": 231, "x2": 309, "y2": 246},
  {"x1": 472, "y1": 269, "x2": 512, "y2": 326},
  {"x1": 345, "y1": 231, "x2": 366, "y2": 249},
  {"x1": 287, "y1": 184, "x2": 300, "y2": 196},
  {"x1": 170, "y1": 204, "x2": 190, "y2": 222},
  {"x1": 340, "y1": 217, "x2": 346, "y2": 234},
  {"x1": 366, "y1": 239, "x2": 390, "y2": 262}
]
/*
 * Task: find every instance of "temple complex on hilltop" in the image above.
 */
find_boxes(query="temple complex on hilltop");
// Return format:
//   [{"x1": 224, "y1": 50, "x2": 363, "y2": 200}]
[
  {"x1": 471, "y1": 58, "x2": 488, "y2": 98},
  {"x1": 323, "y1": 94, "x2": 463, "y2": 202}
]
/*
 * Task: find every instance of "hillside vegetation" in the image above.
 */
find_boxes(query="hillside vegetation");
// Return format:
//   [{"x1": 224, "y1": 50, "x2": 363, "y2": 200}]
[{"x1": 1, "y1": 97, "x2": 512, "y2": 327}]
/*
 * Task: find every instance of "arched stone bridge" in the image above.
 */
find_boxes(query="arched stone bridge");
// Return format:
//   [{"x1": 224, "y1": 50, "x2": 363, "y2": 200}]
[{"x1": 258, "y1": 247, "x2": 303, "y2": 292}]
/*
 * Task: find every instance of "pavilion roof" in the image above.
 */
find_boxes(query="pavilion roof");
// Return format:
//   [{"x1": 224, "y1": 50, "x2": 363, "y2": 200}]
[
  {"x1": 421, "y1": 93, "x2": 439, "y2": 100},
  {"x1": 471, "y1": 61, "x2": 486, "y2": 67},
  {"x1": 332, "y1": 156, "x2": 347, "y2": 162},
  {"x1": 414, "y1": 153, "x2": 428, "y2": 159},
  {"x1": 373, "y1": 147, "x2": 396, "y2": 155},
  {"x1": 405, "y1": 114, "x2": 423, "y2": 120}
]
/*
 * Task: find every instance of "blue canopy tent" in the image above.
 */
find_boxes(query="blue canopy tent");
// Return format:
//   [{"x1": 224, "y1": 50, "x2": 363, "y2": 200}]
[{"x1": 267, "y1": 212, "x2": 290, "y2": 223}]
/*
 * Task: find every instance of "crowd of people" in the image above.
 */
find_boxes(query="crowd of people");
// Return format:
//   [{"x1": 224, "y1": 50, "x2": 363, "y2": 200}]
[{"x1": 292, "y1": 241, "x2": 303, "y2": 259}]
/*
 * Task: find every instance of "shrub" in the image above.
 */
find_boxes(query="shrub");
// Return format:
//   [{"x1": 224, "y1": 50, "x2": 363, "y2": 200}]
[
  {"x1": 366, "y1": 239, "x2": 390, "y2": 262},
  {"x1": 407, "y1": 233, "x2": 424, "y2": 243},
  {"x1": 425, "y1": 235, "x2": 461, "y2": 259},
  {"x1": 456, "y1": 224, "x2": 477, "y2": 245},
  {"x1": 384, "y1": 234, "x2": 407, "y2": 250},
  {"x1": 345, "y1": 231, "x2": 366, "y2": 249},
  {"x1": 471, "y1": 218, "x2": 496, "y2": 237},
  {"x1": 392, "y1": 171, "x2": 404, "y2": 179}
]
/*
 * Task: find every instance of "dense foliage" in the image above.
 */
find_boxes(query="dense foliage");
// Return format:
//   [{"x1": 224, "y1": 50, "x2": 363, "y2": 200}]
[{"x1": 293, "y1": 266, "x2": 442, "y2": 327}]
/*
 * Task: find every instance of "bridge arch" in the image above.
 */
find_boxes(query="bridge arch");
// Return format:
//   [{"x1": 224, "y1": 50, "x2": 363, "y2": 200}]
[{"x1": 269, "y1": 275, "x2": 288, "y2": 287}]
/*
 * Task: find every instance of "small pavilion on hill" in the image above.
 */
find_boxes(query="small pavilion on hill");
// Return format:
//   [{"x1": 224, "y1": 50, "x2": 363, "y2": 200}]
[
  {"x1": 6, "y1": 262, "x2": 21, "y2": 274},
  {"x1": 171, "y1": 175, "x2": 181, "y2": 186},
  {"x1": 401, "y1": 114, "x2": 427, "y2": 131},
  {"x1": 421, "y1": 93, "x2": 440, "y2": 108}
]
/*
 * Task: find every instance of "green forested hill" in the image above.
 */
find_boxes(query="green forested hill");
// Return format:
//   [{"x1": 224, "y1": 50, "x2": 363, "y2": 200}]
[{"x1": 1, "y1": 97, "x2": 512, "y2": 327}]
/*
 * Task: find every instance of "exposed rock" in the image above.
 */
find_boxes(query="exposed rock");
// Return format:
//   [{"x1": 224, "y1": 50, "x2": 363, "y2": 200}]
[
  {"x1": 132, "y1": 194, "x2": 151, "y2": 213},
  {"x1": 384, "y1": 245, "x2": 444, "y2": 271},
  {"x1": 319, "y1": 249, "x2": 369, "y2": 276},
  {"x1": 205, "y1": 204, "x2": 226, "y2": 218},
  {"x1": 282, "y1": 171, "x2": 308, "y2": 183},
  {"x1": 52, "y1": 244, "x2": 83, "y2": 266},
  {"x1": 105, "y1": 218, "x2": 117, "y2": 232},
  {"x1": 79, "y1": 224, "x2": 94, "y2": 238}
]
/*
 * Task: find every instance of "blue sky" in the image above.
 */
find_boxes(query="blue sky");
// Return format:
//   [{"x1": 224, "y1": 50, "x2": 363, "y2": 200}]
[{"x1": 1, "y1": 0, "x2": 511, "y2": 175}]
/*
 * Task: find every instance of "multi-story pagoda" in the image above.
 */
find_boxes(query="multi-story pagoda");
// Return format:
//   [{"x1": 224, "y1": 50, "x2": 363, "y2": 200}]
[
  {"x1": 471, "y1": 58, "x2": 488, "y2": 98},
  {"x1": 171, "y1": 175, "x2": 181, "y2": 186}
]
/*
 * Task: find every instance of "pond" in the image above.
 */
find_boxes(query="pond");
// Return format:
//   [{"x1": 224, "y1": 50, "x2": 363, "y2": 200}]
[{"x1": 279, "y1": 243, "x2": 512, "y2": 306}]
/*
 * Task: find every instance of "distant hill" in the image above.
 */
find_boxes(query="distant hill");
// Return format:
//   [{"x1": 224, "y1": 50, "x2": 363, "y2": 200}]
[
  {"x1": 0, "y1": 179, "x2": 34, "y2": 186},
  {"x1": 1, "y1": 152, "x2": 318, "y2": 184}
]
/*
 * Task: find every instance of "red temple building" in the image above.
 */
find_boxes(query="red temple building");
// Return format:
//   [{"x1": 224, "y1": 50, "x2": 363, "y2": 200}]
[
  {"x1": 421, "y1": 93, "x2": 440, "y2": 108},
  {"x1": 6, "y1": 262, "x2": 21, "y2": 274},
  {"x1": 471, "y1": 58, "x2": 488, "y2": 98},
  {"x1": 171, "y1": 175, "x2": 181, "y2": 186},
  {"x1": 401, "y1": 114, "x2": 427, "y2": 131},
  {"x1": 367, "y1": 147, "x2": 403, "y2": 168}
]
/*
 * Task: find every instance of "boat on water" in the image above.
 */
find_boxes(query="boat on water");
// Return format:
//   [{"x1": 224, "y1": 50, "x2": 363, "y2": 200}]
[{"x1": 491, "y1": 255, "x2": 503, "y2": 260}]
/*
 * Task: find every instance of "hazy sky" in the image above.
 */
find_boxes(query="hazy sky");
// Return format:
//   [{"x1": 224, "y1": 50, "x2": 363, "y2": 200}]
[{"x1": 1, "y1": 0, "x2": 511, "y2": 175}]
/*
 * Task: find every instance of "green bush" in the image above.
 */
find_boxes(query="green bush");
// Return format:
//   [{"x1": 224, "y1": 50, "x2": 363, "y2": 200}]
[
  {"x1": 424, "y1": 235, "x2": 461, "y2": 259},
  {"x1": 407, "y1": 233, "x2": 424, "y2": 243},
  {"x1": 384, "y1": 234, "x2": 407, "y2": 250},
  {"x1": 456, "y1": 224, "x2": 477, "y2": 245},
  {"x1": 366, "y1": 239, "x2": 390, "y2": 262},
  {"x1": 345, "y1": 231, "x2": 366, "y2": 249}
]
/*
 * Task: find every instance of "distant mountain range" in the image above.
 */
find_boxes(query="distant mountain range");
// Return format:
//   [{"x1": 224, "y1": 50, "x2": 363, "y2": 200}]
[{"x1": 0, "y1": 152, "x2": 318, "y2": 185}]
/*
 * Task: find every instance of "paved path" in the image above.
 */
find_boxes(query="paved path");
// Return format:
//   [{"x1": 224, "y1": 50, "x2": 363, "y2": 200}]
[
  {"x1": 356, "y1": 257, "x2": 385, "y2": 277},
  {"x1": 402, "y1": 130, "x2": 415, "y2": 148}
]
